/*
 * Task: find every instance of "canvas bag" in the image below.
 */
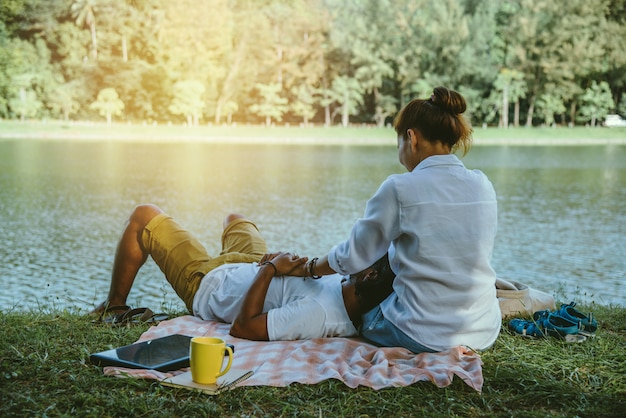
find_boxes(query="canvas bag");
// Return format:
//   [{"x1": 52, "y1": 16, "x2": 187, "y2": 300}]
[{"x1": 496, "y1": 278, "x2": 555, "y2": 319}]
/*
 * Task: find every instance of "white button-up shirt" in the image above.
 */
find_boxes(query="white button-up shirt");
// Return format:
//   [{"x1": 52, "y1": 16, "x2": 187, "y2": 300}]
[{"x1": 328, "y1": 154, "x2": 501, "y2": 351}]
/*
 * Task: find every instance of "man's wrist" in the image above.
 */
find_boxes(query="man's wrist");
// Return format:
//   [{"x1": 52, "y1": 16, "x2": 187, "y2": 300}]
[{"x1": 260, "y1": 261, "x2": 278, "y2": 276}]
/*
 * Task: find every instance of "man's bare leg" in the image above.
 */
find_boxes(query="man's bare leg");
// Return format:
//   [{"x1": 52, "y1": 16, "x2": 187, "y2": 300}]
[
  {"x1": 223, "y1": 213, "x2": 246, "y2": 229},
  {"x1": 91, "y1": 204, "x2": 164, "y2": 314}
]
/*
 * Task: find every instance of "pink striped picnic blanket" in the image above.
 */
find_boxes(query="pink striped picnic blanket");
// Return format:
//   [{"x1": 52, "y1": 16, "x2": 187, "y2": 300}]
[{"x1": 103, "y1": 315, "x2": 484, "y2": 391}]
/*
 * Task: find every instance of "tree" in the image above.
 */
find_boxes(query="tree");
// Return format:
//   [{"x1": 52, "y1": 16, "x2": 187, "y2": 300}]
[
  {"x1": 331, "y1": 76, "x2": 363, "y2": 127},
  {"x1": 220, "y1": 100, "x2": 239, "y2": 125},
  {"x1": 290, "y1": 84, "x2": 317, "y2": 126},
  {"x1": 168, "y1": 80, "x2": 206, "y2": 126},
  {"x1": 618, "y1": 93, "x2": 626, "y2": 117},
  {"x1": 249, "y1": 83, "x2": 288, "y2": 126},
  {"x1": 48, "y1": 82, "x2": 81, "y2": 121},
  {"x1": 1, "y1": 0, "x2": 624, "y2": 126},
  {"x1": 9, "y1": 86, "x2": 42, "y2": 121},
  {"x1": 372, "y1": 93, "x2": 396, "y2": 127},
  {"x1": 155, "y1": 0, "x2": 263, "y2": 125},
  {"x1": 536, "y1": 91, "x2": 566, "y2": 126},
  {"x1": 578, "y1": 81, "x2": 614, "y2": 126},
  {"x1": 0, "y1": 36, "x2": 56, "y2": 120},
  {"x1": 493, "y1": 0, "x2": 614, "y2": 126},
  {"x1": 336, "y1": 0, "x2": 395, "y2": 122},
  {"x1": 71, "y1": 0, "x2": 99, "y2": 61},
  {"x1": 90, "y1": 87, "x2": 124, "y2": 124},
  {"x1": 493, "y1": 69, "x2": 526, "y2": 127}
]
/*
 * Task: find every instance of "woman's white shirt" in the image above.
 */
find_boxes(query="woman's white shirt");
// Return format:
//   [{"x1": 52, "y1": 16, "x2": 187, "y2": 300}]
[{"x1": 328, "y1": 154, "x2": 501, "y2": 351}]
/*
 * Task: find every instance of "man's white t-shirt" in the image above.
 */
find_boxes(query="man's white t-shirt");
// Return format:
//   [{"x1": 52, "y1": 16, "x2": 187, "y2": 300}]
[{"x1": 192, "y1": 263, "x2": 357, "y2": 341}]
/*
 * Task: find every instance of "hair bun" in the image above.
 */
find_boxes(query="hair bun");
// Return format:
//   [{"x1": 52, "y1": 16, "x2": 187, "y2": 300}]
[{"x1": 431, "y1": 86, "x2": 467, "y2": 114}]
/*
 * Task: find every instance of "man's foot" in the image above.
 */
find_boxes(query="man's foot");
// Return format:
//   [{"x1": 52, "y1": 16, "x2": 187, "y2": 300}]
[{"x1": 89, "y1": 300, "x2": 130, "y2": 316}]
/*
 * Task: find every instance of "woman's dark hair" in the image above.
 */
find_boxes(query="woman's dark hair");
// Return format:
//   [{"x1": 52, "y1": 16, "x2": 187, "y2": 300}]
[
  {"x1": 354, "y1": 253, "x2": 396, "y2": 313},
  {"x1": 393, "y1": 86, "x2": 473, "y2": 155}
]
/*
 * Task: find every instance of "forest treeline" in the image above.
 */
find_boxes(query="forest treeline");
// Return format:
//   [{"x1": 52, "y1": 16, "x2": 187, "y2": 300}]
[{"x1": 1, "y1": 0, "x2": 625, "y2": 128}]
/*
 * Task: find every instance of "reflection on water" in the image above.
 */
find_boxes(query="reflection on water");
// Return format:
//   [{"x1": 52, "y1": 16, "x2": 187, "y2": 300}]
[{"x1": 0, "y1": 140, "x2": 624, "y2": 311}]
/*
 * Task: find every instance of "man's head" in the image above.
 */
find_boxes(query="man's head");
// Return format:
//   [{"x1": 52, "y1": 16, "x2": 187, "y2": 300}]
[{"x1": 349, "y1": 253, "x2": 396, "y2": 314}]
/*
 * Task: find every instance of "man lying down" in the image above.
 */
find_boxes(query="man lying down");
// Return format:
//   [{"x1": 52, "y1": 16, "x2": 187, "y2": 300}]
[{"x1": 91, "y1": 204, "x2": 395, "y2": 341}]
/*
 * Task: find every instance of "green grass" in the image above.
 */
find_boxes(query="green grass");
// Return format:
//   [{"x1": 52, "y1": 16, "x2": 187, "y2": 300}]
[
  {"x1": 1, "y1": 302, "x2": 624, "y2": 417},
  {"x1": 1, "y1": 119, "x2": 625, "y2": 145}
]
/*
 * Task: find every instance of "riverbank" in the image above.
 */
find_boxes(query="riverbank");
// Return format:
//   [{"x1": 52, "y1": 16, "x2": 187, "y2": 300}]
[
  {"x1": 1, "y1": 303, "x2": 624, "y2": 417},
  {"x1": 1, "y1": 120, "x2": 625, "y2": 145}
]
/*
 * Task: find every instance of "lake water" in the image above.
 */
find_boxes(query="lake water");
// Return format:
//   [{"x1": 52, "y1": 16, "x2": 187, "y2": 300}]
[{"x1": 0, "y1": 140, "x2": 624, "y2": 312}]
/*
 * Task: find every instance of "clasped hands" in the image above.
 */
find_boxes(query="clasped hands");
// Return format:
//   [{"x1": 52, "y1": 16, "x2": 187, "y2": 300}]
[{"x1": 258, "y1": 252, "x2": 308, "y2": 277}]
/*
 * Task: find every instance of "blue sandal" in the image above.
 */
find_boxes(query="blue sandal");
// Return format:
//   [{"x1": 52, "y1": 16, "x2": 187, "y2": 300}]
[
  {"x1": 509, "y1": 310, "x2": 584, "y2": 342},
  {"x1": 557, "y1": 302, "x2": 597, "y2": 336}
]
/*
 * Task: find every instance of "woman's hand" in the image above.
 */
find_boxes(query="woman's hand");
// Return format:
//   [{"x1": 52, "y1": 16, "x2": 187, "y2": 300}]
[{"x1": 263, "y1": 252, "x2": 308, "y2": 276}]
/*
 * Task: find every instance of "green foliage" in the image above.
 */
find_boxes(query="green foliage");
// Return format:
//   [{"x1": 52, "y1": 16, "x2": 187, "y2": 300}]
[
  {"x1": 493, "y1": 69, "x2": 526, "y2": 127},
  {"x1": 249, "y1": 83, "x2": 289, "y2": 126},
  {"x1": 579, "y1": 81, "x2": 615, "y2": 126},
  {"x1": 536, "y1": 91, "x2": 567, "y2": 127},
  {"x1": 168, "y1": 80, "x2": 206, "y2": 126},
  {"x1": 0, "y1": 0, "x2": 624, "y2": 127},
  {"x1": 290, "y1": 84, "x2": 318, "y2": 126},
  {"x1": 48, "y1": 81, "x2": 81, "y2": 121},
  {"x1": 329, "y1": 76, "x2": 363, "y2": 127},
  {"x1": 8, "y1": 87, "x2": 42, "y2": 120},
  {"x1": 89, "y1": 87, "x2": 124, "y2": 124}
]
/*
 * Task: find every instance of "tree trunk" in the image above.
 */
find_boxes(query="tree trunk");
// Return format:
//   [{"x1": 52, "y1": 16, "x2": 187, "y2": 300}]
[
  {"x1": 215, "y1": 101, "x2": 223, "y2": 125},
  {"x1": 215, "y1": 38, "x2": 247, "y2": 125},
  {"x1": 90, "y1": 22, "x2": 98, "y2": 61},
  {"x1": 570, "y1": 102, "x2": 577, "y2": 126},
  {"x1": 501, "y1": 84, "x2": 509, "y2": 128},
  {"x1": 525, "y1": 95, "x2": 535, "y2": 127},
  {"x1": 341, "y1": 91, "x2": 349, "y2": 127},
  {"x1": 514, "y1": 100, "x2": 520, "y2": 127}
]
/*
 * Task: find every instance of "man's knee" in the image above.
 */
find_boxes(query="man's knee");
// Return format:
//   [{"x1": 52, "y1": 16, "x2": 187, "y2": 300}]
[
  {"x1": 223, "y1": 213, "x2": 246, "y2": 229},
  {"x1": 130, "y1": 204, "x2": 164, "y2": 228}
]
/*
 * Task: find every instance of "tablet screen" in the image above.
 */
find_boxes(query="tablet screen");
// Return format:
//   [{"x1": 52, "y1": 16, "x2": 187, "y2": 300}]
[{"x1": 90, "y1": 334, "x2": 193, "y2": 371}]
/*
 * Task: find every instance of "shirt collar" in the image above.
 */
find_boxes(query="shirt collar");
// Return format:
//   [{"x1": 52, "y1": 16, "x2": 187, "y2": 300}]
[{"x1": 413, "y1": 154, "x2": 463, "y2": 171}]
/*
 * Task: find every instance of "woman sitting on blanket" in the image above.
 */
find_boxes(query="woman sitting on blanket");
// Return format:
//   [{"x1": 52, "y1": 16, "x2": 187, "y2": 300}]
[
  {"x1": 91, "y1": 204, "x2": 395, "y2": 341},
  {"x1": 290, "y1": 86, "x2": 502, "y2": 353}
]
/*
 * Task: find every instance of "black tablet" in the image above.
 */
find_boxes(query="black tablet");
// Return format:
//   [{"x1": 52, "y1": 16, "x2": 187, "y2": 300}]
[{"x1": 90, "y1": 334, "x2": 193, "y2": 372}]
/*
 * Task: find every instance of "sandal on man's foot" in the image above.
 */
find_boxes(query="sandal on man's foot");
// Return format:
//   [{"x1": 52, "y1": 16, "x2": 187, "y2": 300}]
[
  {"x1": 122, "y1": 308, "x2": 170, "y2": 325},
  {"x1": 509, "y1": 310, "x2": 585, "y2": 342},
  {"x1": 111, "y1": 307, "x2": 170, "y2": 326},
  {"x1": 557, "y1": 301, "x2": 598, "y2": 336},
  {"x1": 91, "y1": 305, "x2": 131, "y2": 324}
]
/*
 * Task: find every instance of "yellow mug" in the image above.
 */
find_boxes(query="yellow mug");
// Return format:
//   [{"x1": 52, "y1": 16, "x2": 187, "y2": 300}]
[{"x1": 189, "y1": 337, "x2": 233, "y2": 385}]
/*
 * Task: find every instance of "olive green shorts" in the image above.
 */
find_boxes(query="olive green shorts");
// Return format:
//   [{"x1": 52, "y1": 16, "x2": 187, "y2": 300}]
[{"x1": 141, "y1": 214, "x2": 268, "y2": 311}]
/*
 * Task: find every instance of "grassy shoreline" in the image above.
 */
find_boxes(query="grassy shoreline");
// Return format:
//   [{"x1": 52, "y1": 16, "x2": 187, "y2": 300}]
[
  {"x1": 1, "y1": 302, "x2": 624, "y2": 417},
  {"x1": 1, "y1": 120, "x2": 626, "y2": 145}
]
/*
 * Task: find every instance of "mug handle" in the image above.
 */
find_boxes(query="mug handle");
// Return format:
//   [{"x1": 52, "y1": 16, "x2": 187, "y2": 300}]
[{"x1": 216, "y1": 345, "x2": 233, "y2": 378}]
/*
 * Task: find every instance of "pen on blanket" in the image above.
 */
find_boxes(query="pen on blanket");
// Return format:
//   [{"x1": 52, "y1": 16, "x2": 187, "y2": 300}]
[{"x1": 217, "y1": 370, "x2": 254, "y2": 393}]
